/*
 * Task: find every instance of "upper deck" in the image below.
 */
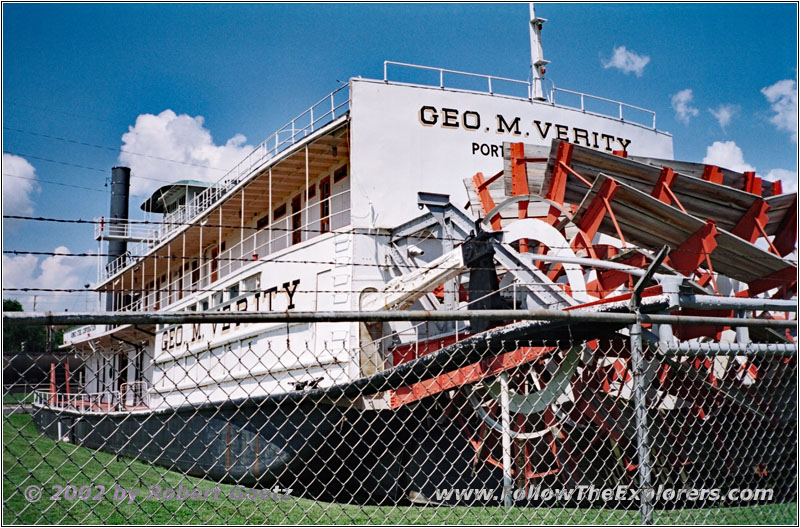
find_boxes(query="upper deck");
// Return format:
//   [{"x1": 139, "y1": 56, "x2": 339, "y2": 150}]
[{"x1": 94, "y1": 62, "x2": 672, "y2": 308}]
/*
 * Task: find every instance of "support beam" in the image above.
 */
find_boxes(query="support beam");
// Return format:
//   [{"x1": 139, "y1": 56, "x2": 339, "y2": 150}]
[
  {"x1": 772, "y1": 196, "x2": 797, "y2": 257},
  {"x1": 544, "y1": 141, "x2": 574, "y2": 225},
  {"x1": 651, "y1": 167, "x2": 686, "y2": 213},
  {"x1": 743, "y1": 171, "x2": 762, "y2": 196},
  {"x1": 701, "y1": 165, "x2": 723, "y2": 185},
  {"x1": 666, "y1": 220, "x2": 718, "y2": 277},
  {"x1": 472, "y1": 172, "x2": 502, "y2": 230}
]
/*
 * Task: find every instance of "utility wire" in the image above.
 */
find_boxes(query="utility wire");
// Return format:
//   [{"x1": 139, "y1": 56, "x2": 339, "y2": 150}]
[
  {"x1": 3, "y1": 151, "x2": 172, "y2": 184},
  {"x1": 4, "y1": 126, "x2": 228, "y2": 172}
]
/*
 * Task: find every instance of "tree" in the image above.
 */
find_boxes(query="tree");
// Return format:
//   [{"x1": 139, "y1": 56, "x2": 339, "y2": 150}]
[{"x1": 2, "y1": 299, "x2": 59, "y2": 355}]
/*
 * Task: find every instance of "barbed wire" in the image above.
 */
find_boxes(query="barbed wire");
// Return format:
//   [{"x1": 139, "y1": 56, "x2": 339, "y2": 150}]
[
  {"x1": 4, "y1": 246, "x2": 796, "y2": 266},
  {"x1": 4, "y1": 215, "x2": 796, "y2": 262}
]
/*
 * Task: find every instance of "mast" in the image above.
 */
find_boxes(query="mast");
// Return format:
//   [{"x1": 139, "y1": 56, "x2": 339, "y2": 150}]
[{"x1": 529, "y1": 3, "x2": 549, "y2": 101}]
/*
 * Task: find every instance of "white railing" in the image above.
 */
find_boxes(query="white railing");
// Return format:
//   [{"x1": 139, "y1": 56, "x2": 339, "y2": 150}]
[
  {"x1": 117, "y1": 188, "x2": 351, "y2": 313},
  {"x1": 384, "y1": 61, "x2": 539, "y2": 98},
  {"x1": 33, "y1": 390, "x2": 121, "y2": 411},
  {"x1": 550, "y1": 87, "x2": 657, "y2": 129},
  {"x1": 94, "y1": 218, "x2": 156, "y2": 242},
  {"x1": 101, "y1": 84, "x2": 351, "y2": 283},
  {"x1": 383, "y1": 61, "x2": 657, "y2": 129},
  {"x1": 120, "y1": 381, "x2": 150, "y2": 408}
]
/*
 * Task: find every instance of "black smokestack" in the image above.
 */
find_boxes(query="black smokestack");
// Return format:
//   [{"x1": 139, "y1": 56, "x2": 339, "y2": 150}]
[
  {"x1": 107, "y1": 166, "x2": 131, "y2": 264},
  {"x1": 107, "y1": 166, "x2": 131, "y2": 311}
]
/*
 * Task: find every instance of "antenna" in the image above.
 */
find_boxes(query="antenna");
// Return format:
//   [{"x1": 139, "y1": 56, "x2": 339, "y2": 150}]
[{"x1": 529, "y1": 3, "x2": 549, "y2": 101}]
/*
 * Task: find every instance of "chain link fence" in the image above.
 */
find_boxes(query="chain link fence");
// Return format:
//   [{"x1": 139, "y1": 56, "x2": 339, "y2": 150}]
[{"x1": 3, "y1": 313, "x2": 796, "y2": 524}]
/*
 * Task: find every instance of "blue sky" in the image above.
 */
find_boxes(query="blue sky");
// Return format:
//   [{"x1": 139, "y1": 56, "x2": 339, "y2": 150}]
[{"x1": 2, "y1": 2, "x2": 797, "y2": 311}]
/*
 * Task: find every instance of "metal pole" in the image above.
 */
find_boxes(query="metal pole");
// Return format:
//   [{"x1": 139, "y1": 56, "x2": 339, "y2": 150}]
[
  {"x1": 631, "y1": 315, "x2": 654, "y2": 524},
  {"x1": 499, "y1": 371, "x2": 513, "y2": 507},
  {"x1": 305, "y1": 146, "x2": 309, "y2": 243},
  {"x1": 4, "y1": 309, "x2": 797, "y2": 327},
  {"x1": 268, "y1": 167, "x2": 273, "y2": 254}
]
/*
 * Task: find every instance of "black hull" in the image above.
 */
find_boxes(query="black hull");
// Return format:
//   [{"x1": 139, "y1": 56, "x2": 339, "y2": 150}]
[{"x1": 31, "y1": 398, "x2": 506, "y2": 505}]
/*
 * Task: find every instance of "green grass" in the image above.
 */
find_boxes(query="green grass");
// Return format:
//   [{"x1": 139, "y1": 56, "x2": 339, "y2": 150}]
[
  {"x1": 3, "y1": 414, "x2": 796, "y2": 525},
  {"x1": 3, "y1": 393, "x2": 33, "y2": 405}
]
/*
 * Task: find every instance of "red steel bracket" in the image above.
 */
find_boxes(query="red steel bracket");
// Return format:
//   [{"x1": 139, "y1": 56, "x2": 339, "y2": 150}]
[
  {"x1": 472, "y1": 171, "x2": 502, "y2": 230},
  {"x1": 732, "y1": 198, "x2": 781, "y2": 255},
  {"x1": 544, "y1": 141, "x2": 574, "y2": 226},
  {"x1": 651, "y1": 167, "x2": 687, "y2": 213},
  {"x1": 702, "y1": 165, "x2": 724, "y2": 185},
  {"x1": 510, "y1": 142, "x2": 531, "y2": 252},
  {"x1": 666, "y1": 220, "x2": 719, "y2": 277},
  {"x1": 744, "y1": 171, "x2": 763, "y2": 196},
  {"x1": 773, "y1": 196, "x2": 797, "y2": 257},
  {"x1": 391, "y1": 346, "x2": 552, "y2": 407}
]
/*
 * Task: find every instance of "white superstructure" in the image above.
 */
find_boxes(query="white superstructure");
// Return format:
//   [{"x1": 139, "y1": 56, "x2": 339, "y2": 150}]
[{"x1": 60, "y1": 50, "x2": 673, "y2": 413}]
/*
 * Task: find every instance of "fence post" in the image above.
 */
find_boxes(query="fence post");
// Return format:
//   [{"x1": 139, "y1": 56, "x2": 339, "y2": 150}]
[
  {"x1": 499, "y1": 371, "x2": 513, "y2": 507},
  {"x1": 630, "y1": 315, "x2": 654, "y2": 524},
  {"x1": 627, "y1": 245, "x2": 668, "y2": 525}
]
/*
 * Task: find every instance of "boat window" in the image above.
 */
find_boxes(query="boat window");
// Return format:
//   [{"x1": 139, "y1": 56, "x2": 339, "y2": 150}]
[
  {"x1": 333, "y1": 164, "x2": 348, "y2": 183},
  {"x1": 308, "y1": 184, "x2": 316, "y2": 199},
  {"x1": 227, "y1": 283, "x2": 240, "y2": 300},
  {"x1": 256, "y1": 214, "x2": 270, "y2": 230},
  {"x1": 291, "y1": 195, "x2": 302, "y2": 245},
  {"x1": 243, "y1": 274, "x2": 259, "y2": 294},
  {"x1": 201, "y1": 298, "x2": 209, "y2": 311},
  {"x1": 274, "y1": 204, "x2": 286, "y2": 220},
  {"x1": 212, "y1": 292, "x2": 223, "y2": 307},
  {"x1": 320, "y1": 177, "x2": 331, "y2": 233},
  {"x1": 209, "y1": 246, "x2": 219, "y2": 283},
  {"x1": 191, "y1": 260, "x2": 199, "y2": 292}
]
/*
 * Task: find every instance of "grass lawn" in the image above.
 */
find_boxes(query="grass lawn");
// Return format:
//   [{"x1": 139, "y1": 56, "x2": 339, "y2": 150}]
[
  {"x1": 3, "y1": 393, "x2": 33, "y2": 405},
  {"x1": 3, "y1": 414, "x2": 796, "y2": 525}
]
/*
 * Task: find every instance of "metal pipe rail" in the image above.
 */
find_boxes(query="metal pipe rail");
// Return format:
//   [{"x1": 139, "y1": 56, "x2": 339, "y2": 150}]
[
  {"x1": 4, "y1": 309, "x2": 796, "y2": 328},
  {"x1": 661, "y1": 341, "x2": 797, "y2": 357},
  {"x1": 383, "y1": 60, "x2": 533, "y2": 96},
  {"x1": 678, "y1": 294, "x2": 798, "y2": 312},
  {"x1": 383, "y1": 61, "x2": 658, "y2": 129},
  {"x1": 550, "y1": 86, "x2": 657, "y2": 129}
]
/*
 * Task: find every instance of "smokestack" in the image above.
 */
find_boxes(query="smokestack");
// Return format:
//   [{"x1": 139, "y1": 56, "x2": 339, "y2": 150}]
[{"x1": 107, "y1": 166, "x2": 131, "y2": 311}]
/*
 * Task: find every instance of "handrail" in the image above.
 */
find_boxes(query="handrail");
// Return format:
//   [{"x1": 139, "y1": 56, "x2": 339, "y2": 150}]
[
  {"x1": 120, "y1": 188, "x2": 352, "y2": 313},
  {"x1": 33, "y1": 390, "x2": 122, "y2": 410},
  {"x1": 384, "y1": 61, "x2": 533, "y2": 94},
  {"x1": 383, "y1": 60, "x2": 657, "y2": 129},
  {"x1": 550, "y1": 86, "x2": 657, "y2": 129}
]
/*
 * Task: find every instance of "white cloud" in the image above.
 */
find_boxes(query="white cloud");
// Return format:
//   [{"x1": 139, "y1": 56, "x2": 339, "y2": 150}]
[
  {"x1": 2, "y1": 153, "x2": 38, "y2": 216},
  {"x1": 708, "y1": 104, "x2": 739, "y2": 132},
  {"x1": 702, "y1": 141, "x2": 756, "y2": 173},
  {"x1": 761, "y1": 79, "x2": 797, "y2": 143},
  {"x1": 765, "y1": 168, "x2": 798, "y2": 194},
  {"x1": 702, "y1": 142, "x2": 797, "y2": 194},
  {"x1": 602, "y1": 46, "x2": 650, "y2": 77},
  {"x1": 119, "y1": 110, "x2": 254, "y2": 197},
  {"x1": 671, "y1": 89, "x2": 699, "y2": 125},
  {"x1": 2, "y1": 246, "x2": 95, "y2": 311}
]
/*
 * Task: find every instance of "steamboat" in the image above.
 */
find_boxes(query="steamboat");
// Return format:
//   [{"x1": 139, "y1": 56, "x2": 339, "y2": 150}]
[{"x1": 33, "y1": 5, "x2": 797, "y2": 505}]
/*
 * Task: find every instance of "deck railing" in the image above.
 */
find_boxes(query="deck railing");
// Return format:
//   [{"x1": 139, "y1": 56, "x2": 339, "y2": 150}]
[
  {"x1": 383, "y1": 60, "x2": 657, "y2": 129},
  {"x1": 33, "y1": 390, "x2": 121, "y2": 411},
  {"x1": 115, "y1": 188, "x2": 351, "y2": 313}
]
